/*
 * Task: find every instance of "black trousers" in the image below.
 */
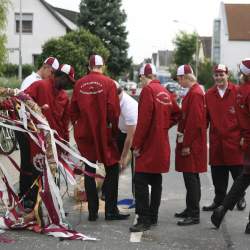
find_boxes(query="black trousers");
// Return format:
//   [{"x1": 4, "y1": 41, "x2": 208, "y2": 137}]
[
  {"x1": 85, "y1": 163, "x2": 120, "y2": 215},
  {"x1": 211, "y1": 165, "x2": 244, "y2": 205},
  {"x1": 117, "y1": 130, "x2": 127, "y2": 154},
  {"x1": 15, "y1": 131, "x2": 39, "y2": 203},
  {"x1": 222, "y1": 174, "x2": 250, "y2": 214},
  {"x1": 183, "y1": 172, "x2": 201, "y2": 218},
  {"x1": 102, "y1": 130, "x2": 136, "y2": 196},
  {"x1": 116, "y1": 130, "x2": 135, "y2": 196},
  {"x1": 134, "y1": 172, "x2": 162, "y2": 222}
]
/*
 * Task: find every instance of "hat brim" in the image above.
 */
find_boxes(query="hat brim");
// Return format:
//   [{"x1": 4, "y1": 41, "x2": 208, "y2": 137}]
[{"x1": 68, "y1": 76, "x2": 76, "y2": 83}]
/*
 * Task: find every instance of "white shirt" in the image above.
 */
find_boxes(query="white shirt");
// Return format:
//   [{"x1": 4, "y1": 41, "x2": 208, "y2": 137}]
[
  {"x1": 20, "y1": 72, "x2": 42, "y2": 91},
  {"x1": 118, "y1": 92, "x2": 138, "y2": 133},
  {"x1": 217, "y1": 86, "x2": 227, "y2": 98}
]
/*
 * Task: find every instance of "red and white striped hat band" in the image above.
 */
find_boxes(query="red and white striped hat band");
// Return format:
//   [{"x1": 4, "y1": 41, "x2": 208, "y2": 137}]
[
  {"x1": 240, "y1": 58, "x2": 250, "y2": 76},
  {"x1": 43, "y1": 57, "x2": 59, "y2": 70},
  {"x1": 177, "y1": 64, "x2": 193, "y2": 76},
  {"x1": 59, "y1": 64, "x2": 75, "y2": 82},
  {"x1": 140, "y1": 63, "x2": 157, "y2": 76},
  {"x1": 89, "y1": 55, "x2": 104, "y2": 67},
  {"x1": 213, "y1": 64, "x2": 228, "y2": 73}
]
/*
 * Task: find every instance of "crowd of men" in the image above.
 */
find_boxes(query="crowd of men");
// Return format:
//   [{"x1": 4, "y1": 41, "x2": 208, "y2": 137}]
[{"x1": 16, "y1": 54, "x2": 250, "y2": 234}]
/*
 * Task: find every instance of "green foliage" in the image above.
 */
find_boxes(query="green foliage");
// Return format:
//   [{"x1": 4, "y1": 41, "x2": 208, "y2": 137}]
[
  {"x1": 0, "y1": 0, "x2": 9, "y2": 29},
  {"x1": 0, "y1": 35, "x2": 6, "y2": 75},
  {"x1": 173, "y1": 31, "x2": 197, "y2": 66},
  {"x1": 78, "y1": 0, "x2": 131, "y2": 78},
  {"x1": 1, "y1": 63, "x2": 34, "y2": 79},
  {"x1": 169, "y1": 64, "x2": 178, "y2": 81},
  {"x1": 38, "y1": 28, "x2": 109, "y2": 79},
  {"x1": 228, "y1": 73, "x2": 238, "y2": 84},
  {"x1": 171, "y1": 31, "x2": 214, "y2": 89},
  {"x1": 197, "y1": 59, "x2": 213, "y2": 90},
  {"x1": 0, "y1": 77, "x2": 20, "y2": 89},
  {"x1": 0, "y1": 0, "x2": 10, "y2": 75}
]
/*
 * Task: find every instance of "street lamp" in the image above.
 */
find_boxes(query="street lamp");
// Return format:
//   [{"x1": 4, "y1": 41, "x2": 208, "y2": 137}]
[
  {"x1": 173, "y1": 20, "x2": 199, "y2": 78},
  {"x1": 18, "y1": 0, "x2": 22, "y2": 81}
]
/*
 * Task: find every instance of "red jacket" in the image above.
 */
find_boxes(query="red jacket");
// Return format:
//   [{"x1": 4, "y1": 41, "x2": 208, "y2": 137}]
[
  {"x1": 70, "y1": 71, "x2": 120, "y2": 166},
  {"x1": 235, "y1": 81, "x2": 250, "y2": 174},
  {"x1": 25, "y1": 79, "x2": 70, "y2": 141},
  {"x1": 206, "y1": 83, "x2": 243, "y2": 166},
  {"x1": 175, "y1": 83, "x2": 207, "y2": 173},
  {"x1": 132, "y1": 80, "x2": 181, "y2": 173}
]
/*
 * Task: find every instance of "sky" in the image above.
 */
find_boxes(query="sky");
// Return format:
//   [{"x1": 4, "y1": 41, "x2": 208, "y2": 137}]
[{"x1": 47, "y1": 0, "x2": 250, "y2": 64}]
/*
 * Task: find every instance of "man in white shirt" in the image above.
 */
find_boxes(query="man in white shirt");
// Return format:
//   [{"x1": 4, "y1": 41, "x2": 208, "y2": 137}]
[
  {"x1": 102, "y1": 83, "x2": 138, "y2": 199},
  {"x1": 20, "y1": 57, "x2": 59, "y2": 90},
  {"x1": 117, "y1": 85, "x2": 138, "y2": 169}
]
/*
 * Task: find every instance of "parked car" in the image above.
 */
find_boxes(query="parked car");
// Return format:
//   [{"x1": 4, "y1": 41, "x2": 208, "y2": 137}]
[
  {"x1": 119, "y1": 80, "x2": 137, "y2": 96},
  {"x1": 163, "y1": 81, "x2": 187, "y2": 105},
  {"x1": 156, "y1": 70, "x2": 172, "y2": 84}
]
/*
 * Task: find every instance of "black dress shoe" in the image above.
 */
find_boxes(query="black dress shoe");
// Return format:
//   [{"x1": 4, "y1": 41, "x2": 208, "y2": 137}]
[
  {"x1": 88, "y1": 213, "x2": 98, "y2": 221},
  {"x1": 202, "y1": 202, "x2": 219, "y2": 211},
  {"x1": 237, "y1": 197, "x2": 246, "y2": 211},
  {"x1": 177, "y1": 217, "x2": 200, "y2": 226},
  {"x1": 129, "y1": 222, "x2": 150, "y2": 232},
  {"x1": 211, "y1": 205, "x2": 226, "y2": 228},
  {"x1": 150, "y1": 217, "x2": 158, "y2": 226},
  {"x1": 174, "y1": 210, "x2": 188, "y2": 218},
  {"x1": 245, "y1": 222, "x2": 250, "y2": 234},
  {"x1": 105, "y1": 213, "x2": 130, "y2": 220}
]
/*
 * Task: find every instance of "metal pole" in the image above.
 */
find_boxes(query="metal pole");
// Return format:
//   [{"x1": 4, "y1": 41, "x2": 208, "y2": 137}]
[
  {"x1": 195, "y1": 33, "x2": 199, "y2": 78},
  {"x1": 18, "y1": 0, "x2": 22, "y2": 81}
]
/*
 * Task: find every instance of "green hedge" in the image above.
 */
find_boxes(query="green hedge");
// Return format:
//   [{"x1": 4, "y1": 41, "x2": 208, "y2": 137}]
[
  {"x1": 1, "y1": 63, "x2": 34, "y2": 79},
  {"x1": 0, "y1": 77, "x2": 20, "y2": 88}
]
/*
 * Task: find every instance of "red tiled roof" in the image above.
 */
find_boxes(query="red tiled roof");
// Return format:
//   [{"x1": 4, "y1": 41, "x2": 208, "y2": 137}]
[{"x1": 225, "y1": 4, "x2": 250, "y2": 41}]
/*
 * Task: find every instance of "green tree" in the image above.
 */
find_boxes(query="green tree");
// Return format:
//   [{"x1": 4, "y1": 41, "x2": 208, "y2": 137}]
[
  {"x1": 0, "y1": 0, "x2": 9, "y2": 75},
  {"x1": 197, "y1": 59, "x2": 213, "y2": 90},
  {"x1": 38, "y1": 28, "x2": 109, "y2": 79},
  {"x1": 173, "y1": 31, "x2": 197, "y2": 66},
  {"x1": 170, "y1": 31, "x2": 197, "y2": 79},
  {"x1": 78, "y1": 0, "x2": 131, "y2": 78}
]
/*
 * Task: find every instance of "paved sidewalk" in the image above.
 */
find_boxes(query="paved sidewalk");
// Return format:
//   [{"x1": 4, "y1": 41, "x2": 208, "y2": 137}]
[{"x1": 0, "y1": 128, "x2": 250, "y2": 249}]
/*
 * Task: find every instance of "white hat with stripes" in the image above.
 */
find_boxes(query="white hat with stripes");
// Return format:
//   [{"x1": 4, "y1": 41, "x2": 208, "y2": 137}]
[{"x1": 43, "y1": 57, "x2": 59, "y2": 70}]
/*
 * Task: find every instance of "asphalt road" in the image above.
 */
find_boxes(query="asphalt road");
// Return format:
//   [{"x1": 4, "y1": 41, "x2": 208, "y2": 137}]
[{"x1": 0, "y1": 127, "x2": 250, "y2": 250}]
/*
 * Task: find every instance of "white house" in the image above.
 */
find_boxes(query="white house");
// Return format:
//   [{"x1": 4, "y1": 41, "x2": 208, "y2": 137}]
[
  {"x1": 212, "y1": 2, "x2": 250, "y2": 76},
  {"x1": 5, "y1": 0, "x2": 78, "y2": 65}
]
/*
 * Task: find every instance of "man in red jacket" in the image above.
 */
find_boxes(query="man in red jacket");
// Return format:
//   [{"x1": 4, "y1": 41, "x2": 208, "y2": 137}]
[
  {"x1": 70, "y1": 55, "x2": 129, "y2": 221},
  {"x1": 25, "y1": 64, "x2": 74, "y2": 141},
  {"x1": 175, "y1": 64, "x2": 207, "y2": 226},
  {"x1": 23, "y1": 64, "x2": 75, "y2": 209},
  {"x1": 17, "y1": 57, "x2": 59, "y2": 210},
  {"x1": 203, "y1": 64, "x2": 246, "y2": 212},
  {"x1": 211, "y1": 58, "x2": 250, "y2": 234},
  {"x1": 129, "y1": 64, "x2": 181, "y2": 232}
]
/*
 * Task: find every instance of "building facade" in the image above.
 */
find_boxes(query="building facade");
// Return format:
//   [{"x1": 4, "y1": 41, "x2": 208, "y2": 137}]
[
  {"x1": 212, "y1": 3, "x2": 250, "y2": 76},
  {"x1": 5, "y1": 0, "x2": 78, "y2": 65}
]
